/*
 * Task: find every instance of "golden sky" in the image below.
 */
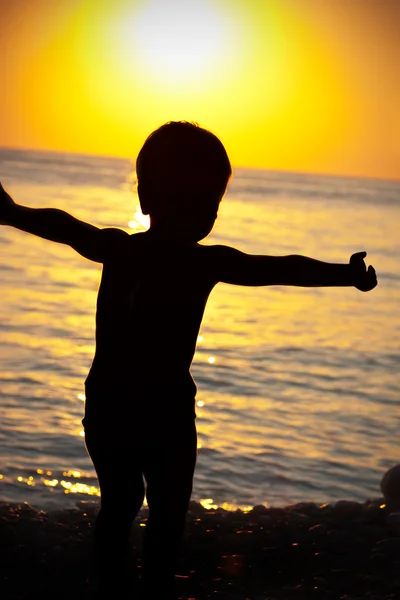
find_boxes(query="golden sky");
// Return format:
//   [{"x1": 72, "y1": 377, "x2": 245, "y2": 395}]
[{"x1": 1, "y1": 0, "x2": 399, "y2": 179}]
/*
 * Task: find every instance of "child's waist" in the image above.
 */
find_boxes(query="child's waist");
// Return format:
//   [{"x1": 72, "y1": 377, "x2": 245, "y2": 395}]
[
  {"x1": 82, "y1": 388, "x2": 197, "y2": 428},
  {"x1": 85, "y1": 364, "x2": 197, "y2": 397},
  {"x1": 83, "y1": 414, "x2": 197, "y2": 449}
]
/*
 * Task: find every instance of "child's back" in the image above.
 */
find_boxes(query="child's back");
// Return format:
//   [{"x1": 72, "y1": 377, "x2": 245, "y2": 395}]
[{"x1": 84, "y1": 232, "x2": 217, "y2": 437}]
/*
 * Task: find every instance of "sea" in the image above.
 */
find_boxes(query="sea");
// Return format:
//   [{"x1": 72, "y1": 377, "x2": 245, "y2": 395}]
[{"x1": 0, "y1": 148, "x2": 399, "y2": 512}]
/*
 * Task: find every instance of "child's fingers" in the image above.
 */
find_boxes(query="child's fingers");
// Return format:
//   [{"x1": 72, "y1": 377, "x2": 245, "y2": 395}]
[
  {"x1": 367, "y1": 265, "x2": 378, "y2": 288},
  {"x1": 350, "y1": 251, "x2": 367, "y2": 265}
]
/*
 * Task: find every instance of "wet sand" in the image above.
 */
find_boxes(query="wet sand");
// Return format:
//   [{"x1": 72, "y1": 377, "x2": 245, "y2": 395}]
[{"x1": 1, "y1": 498, "x2": 400, "y2": 599}]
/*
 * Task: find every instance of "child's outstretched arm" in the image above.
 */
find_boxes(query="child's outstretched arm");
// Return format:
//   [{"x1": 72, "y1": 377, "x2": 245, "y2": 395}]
[
  {"x1": 213, "y1": 246, "x2": 377, "y2": 292},
  {"x1": 0, "y1": 183, "x2": 128, "y2": 262}
]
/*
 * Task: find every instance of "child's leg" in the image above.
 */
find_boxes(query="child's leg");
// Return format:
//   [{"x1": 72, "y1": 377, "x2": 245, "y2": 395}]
[
  {"x1": 85, "y1": 436, "x2": 145, "y2": 592},
  {"x1": 142, "y1": 423, "x2": 197, "y2": 599}
]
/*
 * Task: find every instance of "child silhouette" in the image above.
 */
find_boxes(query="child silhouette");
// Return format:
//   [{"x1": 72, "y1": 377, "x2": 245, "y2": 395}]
[{"x1": 0, "y1": 121, "x2": 377, "y2": 599}]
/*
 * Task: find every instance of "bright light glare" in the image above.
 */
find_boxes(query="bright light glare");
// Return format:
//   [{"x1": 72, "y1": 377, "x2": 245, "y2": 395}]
[
  {"x1": 125, "y1": 0, "x2": 226, "y2": 81},
  {"x1": 129, "y1": 206, "x2": 150, "y2": 230}
]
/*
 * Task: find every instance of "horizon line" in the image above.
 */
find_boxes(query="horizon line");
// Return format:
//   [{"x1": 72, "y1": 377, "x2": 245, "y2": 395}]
[{"x1": 0, "y1": 144, "x2": 399, "y2": 185}]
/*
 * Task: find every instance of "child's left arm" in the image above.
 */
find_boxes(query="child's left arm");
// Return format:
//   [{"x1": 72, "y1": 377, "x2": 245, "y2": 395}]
[
  {"x1": 212, "y1": 244, "x2": 377, "y2": 292},
  {"x1": 0, "y1": 182, "x2": 128, "y2": 262}
]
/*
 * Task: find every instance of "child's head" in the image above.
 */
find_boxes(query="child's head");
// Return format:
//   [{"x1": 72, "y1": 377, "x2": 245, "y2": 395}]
[{"x1": 136, "y1": 121, "x2": 232, "y2": 241}]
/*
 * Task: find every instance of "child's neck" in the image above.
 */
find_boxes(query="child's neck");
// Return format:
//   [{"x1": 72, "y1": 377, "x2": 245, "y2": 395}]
[{"x1": 146, "y1": 218, "x2": 191, "y2": 243}]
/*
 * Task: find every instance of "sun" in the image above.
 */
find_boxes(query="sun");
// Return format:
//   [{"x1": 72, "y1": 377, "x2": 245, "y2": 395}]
[
  {"x1": 117, "y1": 0, "x2": 227, "y2": 83},
  {"x1": 68, "y1": 0, "x2": 246, "y2": 145}
]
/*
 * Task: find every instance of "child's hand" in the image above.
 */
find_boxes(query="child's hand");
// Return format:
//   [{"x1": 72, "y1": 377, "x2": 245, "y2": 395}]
[
  {"x1": 0, "y1": 182, "x2": 16, "y2": 224},
  {"x1": 350, "y1": 251, "x2": 377, "y2": 292}
]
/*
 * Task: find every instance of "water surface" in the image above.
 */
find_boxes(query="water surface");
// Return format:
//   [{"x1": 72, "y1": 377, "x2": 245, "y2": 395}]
[{"x1": 0, "y1": 148, "x2": 399, "y2": 509}]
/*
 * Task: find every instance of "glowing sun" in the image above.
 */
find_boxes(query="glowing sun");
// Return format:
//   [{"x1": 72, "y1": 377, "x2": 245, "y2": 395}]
[{"x1": 122, "y1": 0, "x2": 227, "y2": 82}]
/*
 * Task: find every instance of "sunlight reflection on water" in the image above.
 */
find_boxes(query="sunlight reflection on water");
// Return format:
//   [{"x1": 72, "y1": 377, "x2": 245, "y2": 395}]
[{"x1": 0, "y1": 149, "x2": 399, "y2": 509}]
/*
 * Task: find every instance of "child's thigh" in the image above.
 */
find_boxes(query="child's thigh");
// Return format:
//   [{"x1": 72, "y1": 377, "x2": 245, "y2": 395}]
[
  {"x1": 143, "y1": 421, "x2": 197, "y2": 512},
  {"x1": 85, "y1": 437, "x2": 145, "y2": 505}
]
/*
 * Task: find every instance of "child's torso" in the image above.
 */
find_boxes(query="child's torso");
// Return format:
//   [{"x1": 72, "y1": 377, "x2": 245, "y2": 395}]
[{"x1": 84, "y1": 233, "x2": 217, "y2": 426}]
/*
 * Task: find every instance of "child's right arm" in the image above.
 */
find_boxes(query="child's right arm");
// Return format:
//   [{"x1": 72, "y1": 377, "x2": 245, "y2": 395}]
[
  {"x1": 0, "y1": 183, "x2": 129, "y2": 262},
  {"x1": 212, "y1": 245, "x2": 377, "y2": 292}
]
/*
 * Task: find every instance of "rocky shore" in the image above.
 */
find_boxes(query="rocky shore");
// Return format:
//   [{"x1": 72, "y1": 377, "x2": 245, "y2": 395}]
[{"x1": 1, "y1": 494, "x2": 400, "y2": 600}]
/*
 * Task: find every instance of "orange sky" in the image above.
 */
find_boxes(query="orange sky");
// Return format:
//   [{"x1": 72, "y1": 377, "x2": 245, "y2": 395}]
[{"x1": 0, "y1": 0, "x2": 399, "y2": 180}]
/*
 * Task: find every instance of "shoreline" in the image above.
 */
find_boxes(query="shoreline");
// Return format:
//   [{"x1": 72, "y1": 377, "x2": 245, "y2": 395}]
[{"x1": 1, "y1": 497, "x2": 400, "y2": 599}]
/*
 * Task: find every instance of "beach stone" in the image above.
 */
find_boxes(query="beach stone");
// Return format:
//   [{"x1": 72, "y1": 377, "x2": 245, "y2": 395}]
[
  {"x1": 267, "y1": 507, "x2": 287, "y2": 519},
  {"x1": 326, "y1": 528, "x2": 356, "y2": 548},
  {"x1": 374, "y1": 537, "x2": 400, "y2": 554},
  {"x1": 354, "y1": 511, "x2": 384, "y2": 526},
  {"x1": 364, "y1": 498, "x2": 385, "y2": 512},
  {"x1": 288, "y1": 542, "x2": 312, "y2": 564},
  {"x1": 259, "y1": 546, "x2": 284, "y2": 562},
  {"x1": 287, "y1": 502, "x2": 319, "y2": 516},
  {"x1": 188, "y1": 500, "x2": 208, "y2": 514},
  {"x1": 357, "y1": 524, "x2": 387, "y2": 542},
  {"x1": 259, "y1": 514, "x2": 273, "y2": 526},
  {"x1": 386, "y1": 512, "x2": 400, "y2": 534},
  {"x1": 328, "y1": 568, "x2": 355, "y2": 589},
  {"x1": 318, "y1": 503, "x2": 333, "y2": 516},
  {"x1": 250, "y1": 504, "x2": 269, "y2": 515},
  {"x1": 369, "y1": 550, "x2": 387, "y2": 568},
  {"x1": 313, "y1": 576, "x2": 329, "y2": 588},
  {"x1": 308, "y1": 523, "x2": 328, "y2": 536},
  {"x1": 381, "y1": 464, "x2": 400, "y2": 506},
  {"x1": 287, "y1": 511, "x2": 309, "y2": 523},
  {"x1": 332, "y1": 500, "x2": 363, "y2": 517}
]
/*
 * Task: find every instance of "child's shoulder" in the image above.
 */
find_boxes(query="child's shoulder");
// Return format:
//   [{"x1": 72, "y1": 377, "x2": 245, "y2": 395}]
[
  {"x1": 128, "y1": 234, "x2": 239, "y2": 269},
  {"x1": 195, "y1": 242, "x2": 234, "y2": 252},
  {"x1": 194, "y1": 243, "x2": 241, "y2": 274},
  {"x1": 195, "y1": 242, "x2": 238, "y2": 258}
]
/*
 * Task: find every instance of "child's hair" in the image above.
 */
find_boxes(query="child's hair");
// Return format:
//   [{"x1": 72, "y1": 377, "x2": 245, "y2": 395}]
[{"x1": 136, "y1": 121, "x2": 232, "y2": 215}]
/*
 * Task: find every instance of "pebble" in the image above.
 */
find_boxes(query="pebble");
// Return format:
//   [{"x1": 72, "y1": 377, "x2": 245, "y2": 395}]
[
  {"x1": 374, "y1": 536, "x2": 400, "y2": 553},
  {"x1": 308, "y1": 523, "x2": 328, "y2": 536},
  {"x1": 286, "y1": 502, "x2": 319, "y2": 515},
  {"x1": 249, "y1": 505, "x2": 269, "y2": 515},
  {"x1": 2, "y1": 495, "x2": 400, "y2": 600},
  {"x1": 287, "y1": 511, "x2": 309, "y2": 523},
  {"x1": 333, "y1": 500, "x2": 364, "y2": 516},
  {"x1": 381, "y1": 464, "x2": 400, "y2": 505},
  {"x1": 386, "y1": 512, "x2": 400, "y2": 534},
  {"x1": 259, "y1": 514, "x2": 273, "y2": 526}
]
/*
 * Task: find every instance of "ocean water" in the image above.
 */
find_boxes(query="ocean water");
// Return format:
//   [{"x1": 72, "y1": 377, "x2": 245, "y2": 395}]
[{"x1": 0, "y1": 148, "x2": 399, "y2": 511}]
